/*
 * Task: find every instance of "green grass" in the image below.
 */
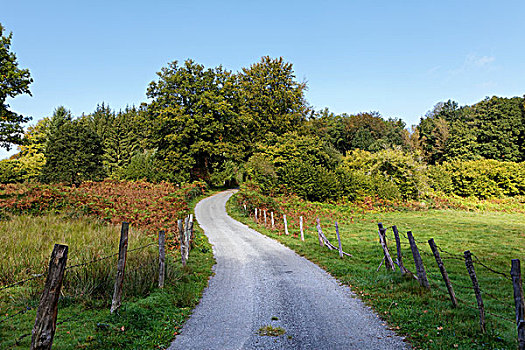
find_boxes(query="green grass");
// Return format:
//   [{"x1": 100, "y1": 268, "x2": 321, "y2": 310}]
[
  {"x1": 1, "y1": 193, "x2": 215, "y2": 349},
  {"x1": 228, "y1": 193, "x2": 525, "y2": 350}
]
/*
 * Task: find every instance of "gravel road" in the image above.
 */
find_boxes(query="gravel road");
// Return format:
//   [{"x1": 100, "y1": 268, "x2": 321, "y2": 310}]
[{"x1": 168, "y1": 190, "x2": 409, "y2": 350}]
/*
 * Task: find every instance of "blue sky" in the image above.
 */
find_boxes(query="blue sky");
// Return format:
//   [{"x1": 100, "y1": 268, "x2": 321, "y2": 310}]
[{"x1": 2, "y1": 0, "x2": 524, "y2": 158}]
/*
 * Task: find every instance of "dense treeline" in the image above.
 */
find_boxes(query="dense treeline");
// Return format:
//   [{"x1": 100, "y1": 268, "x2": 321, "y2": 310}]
[{"x1": 1, "y1": 25, "x2": 524, "y2": 201}]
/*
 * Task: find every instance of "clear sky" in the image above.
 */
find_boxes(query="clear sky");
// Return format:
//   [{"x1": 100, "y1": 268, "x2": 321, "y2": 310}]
[{"x1": 2, "y1": 0, "x2": 525, "y2": 158}]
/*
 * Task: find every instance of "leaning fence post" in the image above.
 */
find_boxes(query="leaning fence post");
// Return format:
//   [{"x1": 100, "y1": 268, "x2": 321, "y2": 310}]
[
  {"x1": 511, "y1": 259, "x2": 525, "y2": 349},
  {"x1": 158, "y1": 231, "x2": 166, "y2": 288},
  {"x1": 300, "y1": 216, "x2": 304, "y2": 241},
  {"x1": 30, "y1": 244, "x2": 68, "y2": 350},
  {"x1": 178, "y1": 219, "x2": 186, "y2": 267},
  {"x1": 464, "y1": 250, "x2": 486, "y2": 333},
  {"x1": 283, "y1": 214, "x2": 289, "y2": 235},
  {"x1": 392, "y1": 226, "x2": 409, "y2": 275},
  {"x1": 271, "y1": 212, "x2": 275, "y2": 229},
  {"x1": 335, "y1": 222, "x2": 343, "y2": 258},
  {"x1": 316, "y1": 218, "x2": 324, "y2": 247},
  {"x1": 428, "y1": 238, "x2": 457, "y2": 308},
  {"x1": 407, "y1": 231, "x2": 430, "y2": 289},
  {"x1": 378, "y1": 223, "x2": 395, "y2": 271},
  {"x1": 111, "y1": 222, "x2": 129, "y2": 313}
]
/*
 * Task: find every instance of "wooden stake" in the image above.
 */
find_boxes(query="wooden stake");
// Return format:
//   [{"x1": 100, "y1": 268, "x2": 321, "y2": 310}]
[
  {"x1": 407, "y1": 231, "x2": 430, "y2": 289},
  {"x1": 378, "y1": 224, "x2": 395, "y2": 271},
  {"x1": 316, "y1": 218, "x2": 324, "y2": 247},
  {"x1": 428, "y1": 238, "x2": 457, "y2": 307},
  {"x1": 178, "y1": 219, "x2": 186, "y2": 267},
  {"x1": 300, "y1": 216, "x2": 304, "y2": 241},
  {"x1": 158, "y1": 231, "x2": 166, "y2": 288},
  {"x1": 111, "y1": 222, "x2": 129, "y2": 313},
  {"x1": 511, "y1": 259, "x2": 525, "y2": 350},
  {"x1": 263, "y1": 210, "x2": 267, "y2": 225},
  {"x1": 464, "y1": 250, "x2": 486, "y2": 333},
  {"x1": 271, "y1": 212, "x2": 274, "y2": 229},
  {"x1": 392, "y1": 226, "x2": 409, "y2": 275},
  {"x1": 283, "y1": 214, "x2": 289, "y2": 235},
  {"x1": 335, "y1": 222, "x2": 343, "y2": 258},
  {"x1": 255, "y1": 208, "x2": 258, "y2": 222},
  {"x1": 30, "y1": 244, "x2": 68, "y2": 350}
]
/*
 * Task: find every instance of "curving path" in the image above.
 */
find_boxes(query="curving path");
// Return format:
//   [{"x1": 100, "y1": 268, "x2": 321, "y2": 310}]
[{"x1": 168, "y1": 190, "x2": 409, "y2": 350}]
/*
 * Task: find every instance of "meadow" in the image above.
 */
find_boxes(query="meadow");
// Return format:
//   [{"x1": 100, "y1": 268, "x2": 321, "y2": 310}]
[
  {"x1": 229, "y1": 189, "x2": 525, "y2": 349},
  {"x1": 0, "y1": 182, "x2": 214, "y2": 349}
]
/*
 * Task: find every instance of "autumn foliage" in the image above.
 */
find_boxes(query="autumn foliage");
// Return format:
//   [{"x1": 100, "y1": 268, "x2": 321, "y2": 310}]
[{"x1": 0, "y1": 180, "x2": 206, "y2": 243}]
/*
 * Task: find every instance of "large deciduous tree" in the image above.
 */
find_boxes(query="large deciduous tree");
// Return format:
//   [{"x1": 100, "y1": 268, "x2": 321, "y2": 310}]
[{"x1": 0, "y1": 23, "x2": 33, "y2": 149}]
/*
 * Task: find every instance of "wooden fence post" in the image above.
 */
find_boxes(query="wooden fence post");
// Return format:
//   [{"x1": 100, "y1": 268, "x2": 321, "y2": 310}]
[
  {"x1": 158, "y1": 231, "x2": 166, "y2": 288},
  {"x1": 464, "y1": 250, "x2": 486, "y2": 333},
  {"x1": 111, "y1": 222, "x2": 129, "y2": 313},
  {"x1": 255, "y1": 208, "x2": 258, "y2": 222},
  {"x1": 263, "y1": 210, "x2": 267, "y2": 226},
  {"x1": 335, "y1": 222, "x2": 343, "y2": 258},
  {"x1": 407, "y1": 231, "x2": 430, "y2": 289},
  {"x1": 283, "y1": 214, "x2": 289, "y2": 235},
  {"x1": 184, "y1": 216, "x2": 191, "y2": 260},
  {"x1": 30, "y1": 244, "x2": 68, "y2": 350},
  {"x1": 300, "y1": 216, "x2": 304, "y2": 241},
  {"x1": 316, "y1": 218, "x2": 324, "y2": 247},
  {"x1": 271, "y1": 212, "x2": 274, "y2": 229},
  {"x1": 243, "y1": 203, "x2": 247, "y2": 212},
  {"x1": 178, "y1": 219, "x2": 186, "y2": 267},
  {"x1": 428, "y1": 238, "x2": 457, "y2": 308},
  {"x1": 392, "y1": 225, "x2": 409, "y2": 275},
  {"x1": 378, "y1": 223, "x2": 395, "y2": 271},
  {"x1": 511, "y1": 259, "x2": 525, "y2": 349}
]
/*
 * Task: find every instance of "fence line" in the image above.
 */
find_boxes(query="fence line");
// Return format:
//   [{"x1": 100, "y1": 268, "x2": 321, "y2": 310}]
[
  {"x1": 1, "y1": 217, "x2": 195, "y2": 350},
  {"x1": 244, "y1": 202, "x2": 523, "y2": 345}
]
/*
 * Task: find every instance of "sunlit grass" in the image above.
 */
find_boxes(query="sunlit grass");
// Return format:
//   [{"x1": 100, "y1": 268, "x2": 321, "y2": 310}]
[{"x1": 229, "y1": 193, "x2": 525, "y2": 349}]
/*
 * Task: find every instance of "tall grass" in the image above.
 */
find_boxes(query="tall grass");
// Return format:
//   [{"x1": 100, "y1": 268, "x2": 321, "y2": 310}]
[{"x1": 0, "y1": 214, "x2": 173, "y2": 305}]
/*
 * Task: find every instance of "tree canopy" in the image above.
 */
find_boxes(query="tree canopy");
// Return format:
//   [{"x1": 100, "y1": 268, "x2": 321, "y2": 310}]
[{"x1": 0, "y1": 23, "x2": 33, "y2": 150}]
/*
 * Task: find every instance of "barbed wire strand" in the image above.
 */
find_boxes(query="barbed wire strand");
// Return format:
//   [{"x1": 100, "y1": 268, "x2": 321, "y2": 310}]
[
  {"x1": 0, "y1": 273, "x2": 46, "y2": 292},
  {"x1": 0, "y1": 305, "x2": 33, "y2": 324}
]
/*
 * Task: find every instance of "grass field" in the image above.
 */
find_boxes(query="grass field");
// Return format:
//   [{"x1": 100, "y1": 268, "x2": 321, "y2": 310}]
[
  {"x1": 0, "y1": 195, "x2": 214, "y2": 349},
  {"x1": 228, "y1": 192, "x2": 525, "y2": 349}
]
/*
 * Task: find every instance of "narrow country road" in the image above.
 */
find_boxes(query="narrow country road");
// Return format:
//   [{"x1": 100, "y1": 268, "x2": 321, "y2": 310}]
[{"x1": 168, "y1": 190, "x2": 409, "y2": 350}]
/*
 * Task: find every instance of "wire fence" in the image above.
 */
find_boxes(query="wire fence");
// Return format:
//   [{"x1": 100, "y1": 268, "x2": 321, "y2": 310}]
[
  {"x1": 244, "y1": 203, "x2": 524, "y2": 345},
  {"x1": 0, "y1": 220, "x2": 191, "y2": 349}
]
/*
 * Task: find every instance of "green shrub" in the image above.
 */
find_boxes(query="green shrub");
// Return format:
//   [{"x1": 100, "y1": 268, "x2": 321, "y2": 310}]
[
  {"x1": 429, "y1": 159, "x2": 525, "y2": 198},
  {"x1": 278, "y1": 161, "x2": 339, "y2": 202}
]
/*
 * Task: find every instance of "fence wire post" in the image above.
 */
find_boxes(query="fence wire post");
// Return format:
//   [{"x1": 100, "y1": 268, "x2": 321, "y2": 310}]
[
  {"x1": 158, "y1": 230, "x2": 166, "y2": 288},
  {"x1": 407, "y1": 231, "x2": 430, "y2": 289},
  {"x1": 511, "y1": 259, "x2": 525, "y2": 350},
  {"x1": 263, "y1": 210, "x2": 267, "y2": 226},
  {"x1": 178, "y1": 219, "x2": 186, "y2": 267},
  {"x1": 30, "y1": 244, "x2": 68, "y2": 350},
  {"x1": 392, "y1": 225, "x2": 409, "y2": 275},
  {"x1": 300, "y1": 216, "x2": 304, "y2": 241},
  {"x1": 378, "y1": 223, "x2": 395, "y2": 271},
  {"x1": 283, "y1": 214, "x2": 289, "y2": 235},
  {"x1": 316, "y1": 218, "x2": 324, "y2": 247},
  {"x1": 429, "y1": 238, "x2": 457, "y2": 308},
  {"x1": 464, "y1": 250, "x2": 486, "y2": 333},
  {"x1": 111, "y1": 222, "x2": 129, "y2": 314},
  {"x1": 335, "y1": 222, "x2": 343, "y2": 258},
  {"x1": 271, "y1": 212, "x2": 274, "y2": 229}
]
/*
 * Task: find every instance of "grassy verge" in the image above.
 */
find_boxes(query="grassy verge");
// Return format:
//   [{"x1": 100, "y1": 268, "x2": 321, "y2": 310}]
[
  {"x1": 1, "y1": 192, "x2": 215, "y2": 349},
  {"x1": 227, "y1": 192, "x2": 525, "y2": 349}
]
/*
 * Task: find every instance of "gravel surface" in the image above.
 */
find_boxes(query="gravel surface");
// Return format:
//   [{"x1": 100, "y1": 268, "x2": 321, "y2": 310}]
[{"x1": 168, "y1": 190, "x2": 409, "y2": 350}]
